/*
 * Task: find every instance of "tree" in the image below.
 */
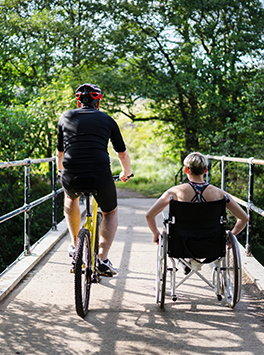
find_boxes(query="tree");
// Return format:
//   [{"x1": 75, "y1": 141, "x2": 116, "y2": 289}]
[
  {"x1": 93, "y1": 0, "x2": 264, "y2": 160},
  {"x1": 0, "y1": 0, "x2": 107, "y2": 159}
]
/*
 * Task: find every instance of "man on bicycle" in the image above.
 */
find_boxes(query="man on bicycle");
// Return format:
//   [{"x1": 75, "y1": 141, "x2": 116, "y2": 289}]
[{"x1": 56, "y1": 83, "x2": 132, "y2": 276}]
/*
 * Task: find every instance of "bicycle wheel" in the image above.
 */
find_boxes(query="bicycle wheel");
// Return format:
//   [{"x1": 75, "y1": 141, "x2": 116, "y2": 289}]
[
  {"x1": 155, "y1": 231, "x2": 167, "y2": 308},
  {"x1": 74, "y1": 228, "x2": 92, "y2": 318},
  {"x1": 221, "y1": 231, "x2": 241, "y2": 308}
]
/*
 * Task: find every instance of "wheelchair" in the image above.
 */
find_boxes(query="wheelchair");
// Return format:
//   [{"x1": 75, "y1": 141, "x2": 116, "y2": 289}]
[{"x1": 156, "y1": 195, "x2": 242, "y2": 309}]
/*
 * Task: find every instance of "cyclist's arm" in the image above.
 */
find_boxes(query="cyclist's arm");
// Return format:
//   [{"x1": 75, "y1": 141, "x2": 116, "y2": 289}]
[
  {"x1": 117, "y1": 150, "x2": 132, "y2": 182},
  {"x1": 56, "y1": 149, "x2": 64, "y2": 173}
]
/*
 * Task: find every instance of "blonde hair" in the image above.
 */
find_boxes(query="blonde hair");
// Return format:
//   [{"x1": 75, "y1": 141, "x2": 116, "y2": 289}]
[{"x1": 183, "y1": 152, "x2": 208, "y2": 175}]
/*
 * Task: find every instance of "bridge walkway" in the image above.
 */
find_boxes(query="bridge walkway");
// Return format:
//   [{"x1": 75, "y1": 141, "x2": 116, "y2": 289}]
[{"x1": 0, "y1": 194, "x2": 264, "y2": 355}]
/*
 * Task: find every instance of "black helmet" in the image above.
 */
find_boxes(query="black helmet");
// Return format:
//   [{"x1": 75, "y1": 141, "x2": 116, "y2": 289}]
[{"x1": 75, "y1": 83, "x2": 102, "y2": 105}]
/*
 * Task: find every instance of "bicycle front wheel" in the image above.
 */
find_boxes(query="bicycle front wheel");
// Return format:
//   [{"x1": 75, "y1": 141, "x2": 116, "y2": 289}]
[
  {"x1": 93, "y1": 211, "x2": 103, "y2": 282},
  {"x1": 74, "y1": 228, "x2": 92, "y2": 318}
]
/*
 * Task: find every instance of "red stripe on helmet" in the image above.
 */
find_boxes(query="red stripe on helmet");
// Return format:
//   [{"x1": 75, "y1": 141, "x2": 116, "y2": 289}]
[
  {"x1": 75, "y1": 93, "x2": 81, "y2": 100},
  {"x1": 90, "y1": 92, "x2": 102, "y2": 100}
]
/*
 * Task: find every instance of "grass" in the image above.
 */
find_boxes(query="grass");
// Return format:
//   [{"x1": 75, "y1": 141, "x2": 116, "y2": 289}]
[{"x1": 115, "y1": 176, "x2": 175, "y2": 198}]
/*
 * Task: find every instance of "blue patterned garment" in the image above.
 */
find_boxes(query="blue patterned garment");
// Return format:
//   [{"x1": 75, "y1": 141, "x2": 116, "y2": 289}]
[{"x1": 188, "y1": 181, "x2": 209, "y2": 202}]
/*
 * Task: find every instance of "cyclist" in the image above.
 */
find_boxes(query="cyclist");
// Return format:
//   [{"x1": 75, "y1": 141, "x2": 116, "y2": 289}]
[{"x1": 56, "y1": 83, "x2": 132, "y2": 276}]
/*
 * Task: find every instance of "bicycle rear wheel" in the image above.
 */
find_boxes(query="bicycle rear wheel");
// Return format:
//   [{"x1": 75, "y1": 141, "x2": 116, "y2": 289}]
[{"x1": 75, "y1": 228, "x2": 92, "y2": 318}]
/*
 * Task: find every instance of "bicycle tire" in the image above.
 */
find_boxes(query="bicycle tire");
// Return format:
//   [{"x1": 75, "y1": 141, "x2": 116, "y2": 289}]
[
  {"x1": 221, "y1": 231, "x2": 240, "y2": 308},
  {"x1": 74, "y1": 228, "x2": 92, "y2": 318}
]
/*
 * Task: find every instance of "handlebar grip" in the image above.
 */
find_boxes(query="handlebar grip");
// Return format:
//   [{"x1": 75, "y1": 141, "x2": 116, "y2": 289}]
[{"x1": 113, "y1": 173, "x2": 134, "y2": 181}]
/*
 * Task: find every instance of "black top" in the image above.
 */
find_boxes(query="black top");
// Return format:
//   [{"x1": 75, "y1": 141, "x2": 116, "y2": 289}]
[
  {"x1": 188, "y1": 181, "x2": 209, "y2": 202},
  {"x1": 57, "y1": 106, "x2": 126, "y2": 172}
]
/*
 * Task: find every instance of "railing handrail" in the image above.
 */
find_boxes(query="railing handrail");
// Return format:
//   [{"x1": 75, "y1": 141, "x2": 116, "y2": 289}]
[
  {"x1": 0, "y1": 157, "x2": 56, "y2": 169},
  {"x1": 206, "y1": 155, "x2": 264, "y2": 166},
  {"x1": 175, "y1": 154, "x2": 264, "y2": 257},
  {"x1": 0, "y1": 156, "x2": 63, "y2": 258}
]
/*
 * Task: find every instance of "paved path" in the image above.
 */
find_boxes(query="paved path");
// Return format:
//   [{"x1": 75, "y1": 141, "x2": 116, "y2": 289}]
[{"x1": 0, "y1": 197, "x2": 264, "y2": 355}]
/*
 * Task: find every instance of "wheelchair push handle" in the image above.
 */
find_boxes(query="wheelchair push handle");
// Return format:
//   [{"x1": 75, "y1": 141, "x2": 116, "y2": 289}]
[{"x1": 113, "y1": 173, "x2": 134, "y2": 182}]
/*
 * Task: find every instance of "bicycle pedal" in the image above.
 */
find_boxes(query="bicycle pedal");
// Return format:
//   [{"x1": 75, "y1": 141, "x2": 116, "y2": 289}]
[
  {"x1": 70, "y1": 266, "x2": 75, "y2": 274},
  {"x1": 92, "y1": 274, "x2": 101, "y2": 283},
  {"x1": 100, "y1": 272, "x2": 113, "y2": 277}
]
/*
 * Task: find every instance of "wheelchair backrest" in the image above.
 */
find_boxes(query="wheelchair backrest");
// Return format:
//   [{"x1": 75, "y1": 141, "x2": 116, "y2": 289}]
[{"x1": 167, "y1": 198, "x2": 227, "y2": 260}]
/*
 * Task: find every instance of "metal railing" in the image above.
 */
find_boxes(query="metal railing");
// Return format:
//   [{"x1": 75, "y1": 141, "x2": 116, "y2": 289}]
[
  {"x1": 175, "y1": 155, "x2": 264, "y2": 256},
  {"x1": 0, "y1": 157, "x2": 63, "y2": 256}
]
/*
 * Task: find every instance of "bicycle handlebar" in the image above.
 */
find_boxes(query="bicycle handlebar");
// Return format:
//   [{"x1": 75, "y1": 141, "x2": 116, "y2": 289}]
[{"x1": 113, "y1": 173, "x2": 134, "y2": 182}]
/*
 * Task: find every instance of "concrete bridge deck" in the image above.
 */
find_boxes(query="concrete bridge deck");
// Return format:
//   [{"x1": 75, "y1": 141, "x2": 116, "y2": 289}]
[{"x1": 0, "y1": 194, "x2": 264, "y2": 355}]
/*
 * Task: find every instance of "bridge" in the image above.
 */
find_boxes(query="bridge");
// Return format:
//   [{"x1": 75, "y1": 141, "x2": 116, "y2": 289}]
[{"x1": 0, "y1": 191, "x2": 264, "y2": 354}]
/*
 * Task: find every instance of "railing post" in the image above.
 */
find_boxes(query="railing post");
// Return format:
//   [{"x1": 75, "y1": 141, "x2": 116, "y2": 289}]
[
  {"x1": 52, "y1": 160, "x2": 57, "y2": 230},
  {"x1": 221, "y1": 156, "x2": 226, "y2": 191},
  {"x1": 206, "y1": 157, "x2": 210, "y2": 183},
  {"x1": 180, "y1": 166, "x2": 183, "y2": 184},
  {"x1": 175, "y1": 165, "x2": 184, "y2": 185},
  {"x1": 246, "y1": 157, "x2": 254, "y2": 256},
  {"x1": 24, "y1": 159, "x2": 31, "y2": 255}
]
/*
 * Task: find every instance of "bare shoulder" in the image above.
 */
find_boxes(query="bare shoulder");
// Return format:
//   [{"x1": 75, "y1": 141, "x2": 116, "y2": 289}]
[
  {"x1": 167, "y1": 183, "x2": 192, "y2": 201},
  {"x1": 204, "y1": 184, "x2": 225, "y2": 201}
]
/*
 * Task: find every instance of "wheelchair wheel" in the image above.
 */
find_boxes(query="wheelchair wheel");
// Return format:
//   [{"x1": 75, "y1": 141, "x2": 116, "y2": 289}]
[
  {"x1": 221, "y1": 231, "x2": 242, "y2": 308},
  {"x1": 75, "y1": 228, "x2": 92, "y2": 318},
  {"x1": 156, "y1": 232, "x2": 167, "y2": 308}
]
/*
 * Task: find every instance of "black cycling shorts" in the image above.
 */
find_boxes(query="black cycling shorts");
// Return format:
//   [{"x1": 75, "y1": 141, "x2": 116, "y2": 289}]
[{"x1": 61, "y1": 169, "x2": 117, "y2": 213}]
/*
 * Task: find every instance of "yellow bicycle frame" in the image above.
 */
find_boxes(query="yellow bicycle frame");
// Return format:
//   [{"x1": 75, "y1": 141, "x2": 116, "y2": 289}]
[{"x1": 83, "y1": 195, "x2": 98, "y2": 272}]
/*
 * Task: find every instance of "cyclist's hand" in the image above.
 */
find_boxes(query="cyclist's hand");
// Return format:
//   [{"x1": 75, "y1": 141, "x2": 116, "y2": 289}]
[
  {"x1": 57, "y1": 170, "x2": 62, "y2": 182},
  {"x1": 119, "y1": 172, "x2": 133, "y2": 182}
]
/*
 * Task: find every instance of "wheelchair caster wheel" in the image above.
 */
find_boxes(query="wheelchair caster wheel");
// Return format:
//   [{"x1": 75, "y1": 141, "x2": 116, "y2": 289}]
[{"x1": 217, "y1": 294, "x2": 222, "y2": 301}]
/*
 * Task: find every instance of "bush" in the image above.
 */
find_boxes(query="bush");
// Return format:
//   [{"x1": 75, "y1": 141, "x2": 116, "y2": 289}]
[{"x1": 0, "y1": 169, "x2": 64, "y2": 274}]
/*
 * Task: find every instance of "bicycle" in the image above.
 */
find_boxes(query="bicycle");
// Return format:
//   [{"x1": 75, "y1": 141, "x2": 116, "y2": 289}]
[{"x1": 73, "y1": 174, "x2": 133, "y2": 318}]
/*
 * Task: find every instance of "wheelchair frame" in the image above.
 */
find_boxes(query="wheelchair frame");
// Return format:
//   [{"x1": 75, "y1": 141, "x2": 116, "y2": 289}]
[{"x1": 156, "y1": 210, "x2": 242, "y2": 309}]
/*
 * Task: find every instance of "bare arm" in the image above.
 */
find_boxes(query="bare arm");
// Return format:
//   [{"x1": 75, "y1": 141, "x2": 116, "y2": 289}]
[
  {"x1": 56, "y1": 149, "x2": 64, "y2": 174},
  {"x1": 117, "y1": 150, "x2": 132, "y2": 182},
  {"x1": 146, "y1": 191, "x2": 171, "y2": 244},
  {"x1": 226, "y1": 194, "x2": 249, "y2": 236}
]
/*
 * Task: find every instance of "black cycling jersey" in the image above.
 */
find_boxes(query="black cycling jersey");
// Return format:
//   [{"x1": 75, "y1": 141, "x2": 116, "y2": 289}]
[
  {"x1": 57, "y1": 106, "x2": 126, "y2": 172},
  {"x1": 188, "y1": 181, "x2": 209, "y2": 202}
]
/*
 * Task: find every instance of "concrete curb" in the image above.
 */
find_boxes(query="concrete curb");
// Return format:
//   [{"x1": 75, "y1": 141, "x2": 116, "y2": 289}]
[
  {"x1": 0, "y1": 204, "x2": 86, "y2": 302},
  {"x1": 239, "y1": 243, "x2": 264, "y2": 294}
]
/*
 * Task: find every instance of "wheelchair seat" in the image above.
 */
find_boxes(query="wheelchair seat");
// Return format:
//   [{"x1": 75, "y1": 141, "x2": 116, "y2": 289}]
[{"x1": 156, "y1": 195, "x2": 242, "y2": 309}]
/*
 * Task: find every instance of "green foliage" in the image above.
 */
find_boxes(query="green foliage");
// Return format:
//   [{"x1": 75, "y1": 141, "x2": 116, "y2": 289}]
[
  {"x1": 91, "y1": 0, "x2": 264, "y2": 160},
  {"x1": 0, "y1": 104, "x2": 47, "y2": 161},
  {"x1": 109, "y1": 111, "x2": 181, "y2": 186},
  {"x1": 115, "y1": 178, "x2": 174, "y2": 198},
  {"x1": 205, "y1": 159, "x2": 264, "y2": 265},
  {"x1": 0, "y1": 168, "x2": 64, "y2": 273},
  {"x1": 0, "y1": 0, "x2": 264, "y2": 269}
]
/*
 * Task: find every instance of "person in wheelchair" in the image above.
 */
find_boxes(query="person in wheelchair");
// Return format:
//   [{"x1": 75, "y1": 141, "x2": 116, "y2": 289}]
[{"x1": 146, "y1": 152, "x2": 248, "y2": 246}]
